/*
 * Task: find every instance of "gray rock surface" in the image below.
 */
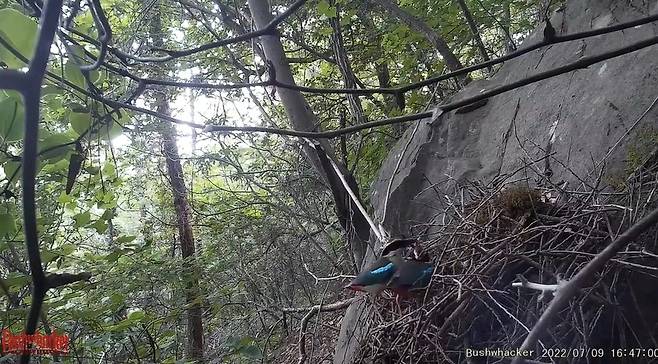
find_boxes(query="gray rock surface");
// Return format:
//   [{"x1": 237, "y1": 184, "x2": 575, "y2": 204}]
[{"x1": 334, "y1": 0, "x2": 658, "y2": 362}]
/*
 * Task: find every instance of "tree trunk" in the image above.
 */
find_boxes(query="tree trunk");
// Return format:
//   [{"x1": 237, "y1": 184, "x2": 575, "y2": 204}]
[
  {"x1": 247, "y1": 0, "x2": 371, "y2": 266},
  {"x1": 501, "y1": 0, "x2": 516, "y2": 53},
  {"x1": 329, "y1": 1, "x2": 367, "y2": 126},
  {"x1": 148, "y1": 7, "x2": 204, "y2": 362},
  {"x1": 454, "y1": 0, "x2": 492, "y2": 72},
  {"x1": 359, "y1": 11, "x2": 405, "y2": 133},
  {"x1": 161, "y1": 106, "x2": 205, "y2": 362},
  {"x1": 372, "y1": 0, "x2": 466, "y2": 76}
]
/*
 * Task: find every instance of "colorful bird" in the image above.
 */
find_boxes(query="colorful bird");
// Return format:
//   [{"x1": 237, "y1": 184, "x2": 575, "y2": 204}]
[
  {"x1": 344, "y1": 238, "x2": 417, "y2": 296},
  {"x1": 386, "y1": 259, "x2": 434, "y2": 297}
]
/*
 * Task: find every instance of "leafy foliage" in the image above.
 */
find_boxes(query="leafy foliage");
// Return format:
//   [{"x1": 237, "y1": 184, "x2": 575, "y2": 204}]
[{"x1": 0, "y1": 0, "x2": 557, "y2": 362}]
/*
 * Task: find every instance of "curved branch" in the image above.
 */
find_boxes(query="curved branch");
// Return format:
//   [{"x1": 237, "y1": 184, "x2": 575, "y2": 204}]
[
  {"x1": 511, "y1": 207, "x2": 658, "y2": 364},
  {"x1": 98, "y1": 13, "x2": 658, "y2": 98},
  {"x1": 283, "y1": 297, "x2": 361, "y2": 364},
  {"x1": 78, "y1": 0, "x2": 112, "y2": 71},
  {"x1": 18, "y1": 1, "x2": 65, "y2": 363},
  {"x1": 113, "y1": 0, "x2": 308, "y2": 63}
]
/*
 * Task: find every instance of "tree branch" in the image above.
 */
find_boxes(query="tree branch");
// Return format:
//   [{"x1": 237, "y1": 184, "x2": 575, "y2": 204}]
[
  {"x1": 512, "y1": 206, "x2": 658, "y2": 364},
  {"x1": 114, "y1": 0, "x2": 308, "y2": 63}
]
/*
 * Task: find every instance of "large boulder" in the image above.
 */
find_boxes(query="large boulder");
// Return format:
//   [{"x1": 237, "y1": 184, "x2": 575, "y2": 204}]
[{"x1": 334, "y1": 0, "x2": 658, "y2": 362}]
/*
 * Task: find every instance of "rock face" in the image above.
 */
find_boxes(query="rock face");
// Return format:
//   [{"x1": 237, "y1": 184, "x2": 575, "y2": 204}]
[{"x1": 334, "y1": 1, "x2": 658, "y2": 362}]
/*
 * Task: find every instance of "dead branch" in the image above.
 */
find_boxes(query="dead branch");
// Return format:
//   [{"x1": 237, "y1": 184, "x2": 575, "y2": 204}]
[{"x1": 512, "y1": 206, "x2": 658, "y2": 364}]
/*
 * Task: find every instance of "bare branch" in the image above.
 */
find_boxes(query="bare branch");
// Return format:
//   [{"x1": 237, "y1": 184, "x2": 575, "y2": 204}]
[
  {"x1": 512, "y1": 206, "x2": 658, "y2": 364},
  {"x1": 114, "y1": 0, "x2": 308, "y2": 63}
]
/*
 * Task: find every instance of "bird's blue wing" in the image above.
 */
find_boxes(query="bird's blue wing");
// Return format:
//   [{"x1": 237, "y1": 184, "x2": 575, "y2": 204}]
[{"x1": 354, "y1": 262, "x2": 395, "y2": 286}]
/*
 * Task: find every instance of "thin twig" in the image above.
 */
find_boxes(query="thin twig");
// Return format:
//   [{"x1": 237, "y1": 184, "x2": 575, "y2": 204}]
[{"x1": 512, "y1": 206, "x2": 658, "y2": 364}]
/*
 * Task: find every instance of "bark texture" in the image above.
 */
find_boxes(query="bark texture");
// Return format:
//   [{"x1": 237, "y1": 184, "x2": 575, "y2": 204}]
[
  {"x1": 247, "y1": 0, "x2": 372, "y2": 266},
  {"x1": 455, "y1": 0, "x2": 492, "y2": 71},
  {"x1": 329, "y1": 1, "x2": 367, "y2": 126},
  {"x1": 148, "y1": 8, "x2": 204, "y2": 361}
]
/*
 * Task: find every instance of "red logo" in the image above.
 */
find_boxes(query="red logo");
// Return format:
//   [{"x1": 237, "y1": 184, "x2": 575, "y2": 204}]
[{"x1": 1, "y1": 329, "x2": 69, "y2": 355}]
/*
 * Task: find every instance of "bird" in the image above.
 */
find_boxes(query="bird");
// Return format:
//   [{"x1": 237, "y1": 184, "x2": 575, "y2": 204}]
[
  {"x1": 386, "y1": 259, "x2": 434, "y2": 298},
  {"x1": 344, "y1": 238, "x2": 417, "y2": 296}
]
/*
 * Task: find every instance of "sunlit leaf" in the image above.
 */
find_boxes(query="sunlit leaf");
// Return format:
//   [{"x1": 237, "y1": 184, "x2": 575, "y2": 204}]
[
  {"x1": 59, "y1": 243, "x2": 76, "y2": 255},
  {"x1": 70, "y1": 111, "x2": 92, "y2": 136},
  {"x1": 0, "y1": 9, "x2": 37, "y2": 68},
  {"x1": 92, "y1": 219, "x2": 108, "y2": 234},
  {"x1": 73, "y1": 211, "x2": 91, "y2": 227},
  {"x1": 127, "y1": 310, "x2": 145, "y2": 321},
  {"x1": 116, "y1": 235, "x2": 136, "y2": 244},
  {"x1": 317, "y1": 0, "x2": 337, "y2": 18},
  {"x1": 58, "y1": 192, "x2": 74, "y2": 204},
  {"x1": 64, "y1": 60, "x2": 86, "y2": 89}
]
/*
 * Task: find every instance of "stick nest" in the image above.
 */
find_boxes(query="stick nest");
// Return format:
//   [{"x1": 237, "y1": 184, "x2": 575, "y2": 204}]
[{"x1": 358, "y1": 162, "x2": 658, "y2": 363}]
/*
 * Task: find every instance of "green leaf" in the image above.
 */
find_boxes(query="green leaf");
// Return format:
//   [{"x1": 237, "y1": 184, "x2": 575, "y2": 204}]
[
  {"x1": 107, "y1": 319, "x2": 133, "y2": 332},
  {"x1": 41, "y1": 250, "x2": 59, "y2": 263},
  {"x1": 0, "y1": 9, "x2": 38, "y2": 68},
  {"x1": 64, "y1": 61, "x2": 86, "y2": 89},
  {"x1": 98, "y1": 199, "x2": 117, "y2": 210},
  {"x1": 40, "y1": 158, "x2": 69, "y2": 173},
  {"x1": 115, "y1": 109, "x2": 133, "y2": 127},
  {"x1": 317, "y1": 1, "x2": 337, "y2": 18},
  {"x1": 105, "y1": 250, "x2": 120, "y2": 262},
  {"x1": 67, "y1": 102, "x2": 88, "y2": 113},
  {"x1": 318, "y1": 26, "x2": 333, "y2": 37},
  {"x1": 85, "y1": 166, "x2": 100, "y2": 175},
  {"x1": 98, "y1": 111, "x2": 124, "y2": 140},
  {"x1": 39, "y1": 132, "x2": 75, "y2": 162},
  {"x1": 89, "y1": 69, "x2": 101, "y2": 85},
  {"x1": 2, "y1": 160, "x2": 21, "y2": 186},
  {"x1": 225, "y1": 336, "x2": 240, "y2": 348},
  {"x1": 92, "y1": 219, "x2": 108, "y2": 234},
  {"x1": 69, "y1": 111, "x2": 92, "y2": 136},
  {"x1": 109, "y1": 293, "x2": 124, "y2": 305},
  {"x1": 340, "y1": 16, "x2": 352, "y2": 26},
  {"x1": 226, "y1": 336, "x2": 262, "y2": 359},
  {"x1": 116, "y1": 235, "x2": 136, "y2": 244},
  {"x1": 59, "y1": 243, "x2": 76, "y2": 255},
  {"x1": 106, "y1": 119, "x2": 123, "y2": 139},
  {"x1": 70, "y1": 109, "x2": 123, "y2": 139},
  {"x1": 102, "y1": 162, "x2": 116, "y2": 177},
  {"x1": 0, "y1": 94, "x2": 24, "y2": 142},
  {"x1": 0, "y1": 213, "x2": 17, "y2": 235},
  {"x1": 102, "y1": 191, "x2": 115, "y2": 203},
  {"x1": 73, "y1": 211, "x2": 91, "y2": 227},
  {"x1": 41, "y1": 85, "x2": 64, "y2": 96},
  {"x1": 161, "y1": 330, "x2": 175, "y2": 338},
  {"x1": 58, "y1": 192, "x2": 73, "y2": 204},
  {"x1": 127, "y1": 310, "x2": 145, "y2": 321},
  {"x1": 4, "y1": 273, "x2": 31, "y2": 292},
  {"x1": 101, "y1": 209, "x2": 115, "y2": 220},
  {"x1": 239, "y1": 344, "x2": 262, "y2": 359}
]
